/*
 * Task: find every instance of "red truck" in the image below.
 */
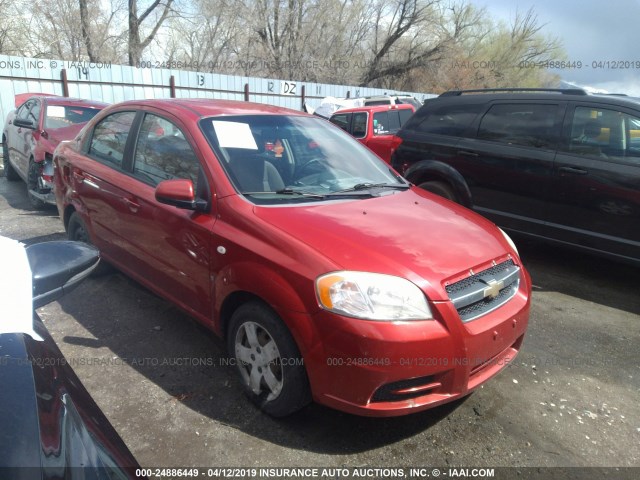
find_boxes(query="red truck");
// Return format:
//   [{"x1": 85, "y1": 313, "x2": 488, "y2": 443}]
[{"x1": 329, "y1": 104, "x2": 415, "y2": 163}]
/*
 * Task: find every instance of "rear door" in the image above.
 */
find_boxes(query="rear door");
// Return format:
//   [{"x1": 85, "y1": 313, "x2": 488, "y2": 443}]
[
  {"x1": 548, "y1": 102, "x2": 640, "y2": 261},
  {"x1": 73, "y1": 110, "x2": 138, "y2": 262},
  {"x1": 458, "y1": 101, "x2": 564, "y2": 234}
]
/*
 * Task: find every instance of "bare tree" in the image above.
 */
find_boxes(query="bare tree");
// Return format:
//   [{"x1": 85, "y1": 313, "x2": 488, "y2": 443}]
[
  {"x1": 0, "y1": 0, "x2": 564, "y2": 93},
  {"x1": 78, "y1": 0, "x2": 97, "y2": 61},
  {"x1": 0, "y1": 0, "x2": 24, "y2": 55},
  {"x1": 127, "y1": 0, "x2": 175, "y2": 65},
  {"x1": 357, "y1": 0, "x2": 485, "y2": 88},
  {"x1": 165, "y1": 0, "x2": 240, "y2": 72}
]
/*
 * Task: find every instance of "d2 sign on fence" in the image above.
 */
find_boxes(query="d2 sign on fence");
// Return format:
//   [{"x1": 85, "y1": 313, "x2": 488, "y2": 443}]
[{"x1": 281, "y1": 81, "x2": 297, "y2": 96}]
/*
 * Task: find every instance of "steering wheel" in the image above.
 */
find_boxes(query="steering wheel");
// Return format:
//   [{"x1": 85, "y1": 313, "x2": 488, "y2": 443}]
[{"x1": 295, "y1": 158, "x2": 325, "y2": 179}]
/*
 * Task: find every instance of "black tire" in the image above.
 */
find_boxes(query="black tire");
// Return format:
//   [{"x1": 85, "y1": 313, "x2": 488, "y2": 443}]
[
  {"x1": 68, "y1": 211, "x2": 111, "y2": 275},
  {"x1": 227, "y1": 302, "x2": 311, "y2": 417},
  {"x1": 418, "y1": 180, "x2": 458, "y2": 203},
  {"x1": 68, "y1": 211, "x2": 92, "y2": 243},
  {"x1": 27, "y1": 158, "x2": 47, "y2": 210},
  {"x1": 2, "y1": 141, "x2": 20, "y2": 181}
]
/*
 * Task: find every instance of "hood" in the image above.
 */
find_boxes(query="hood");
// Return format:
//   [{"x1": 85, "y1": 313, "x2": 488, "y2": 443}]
[
  {"x1": 253, "y1": 189, "x2": 512, "y2": 300},
  {"x1": 46, "y1": 123, "x2": 85, "y2": 147}
]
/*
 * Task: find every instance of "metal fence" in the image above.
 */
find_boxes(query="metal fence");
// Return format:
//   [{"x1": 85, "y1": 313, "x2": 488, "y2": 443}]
[{"x1": 0, "y1": 54, "x2": 436, "y2": 123}]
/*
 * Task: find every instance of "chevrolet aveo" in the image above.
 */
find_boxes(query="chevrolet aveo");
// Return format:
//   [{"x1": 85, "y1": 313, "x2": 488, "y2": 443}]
[{"x1": 54, "y1": 99, "x2": 531, "y2": 417}]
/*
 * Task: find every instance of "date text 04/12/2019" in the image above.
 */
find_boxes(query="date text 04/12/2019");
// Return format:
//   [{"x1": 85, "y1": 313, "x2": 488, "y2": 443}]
[{"x1": 518, "y1": 59, "x2": 640, "y2": 69}]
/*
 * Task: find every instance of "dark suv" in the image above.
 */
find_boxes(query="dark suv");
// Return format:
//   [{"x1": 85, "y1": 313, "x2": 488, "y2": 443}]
[{"x1": 392, "y1": 88, "x2": 640, "y2": 265}]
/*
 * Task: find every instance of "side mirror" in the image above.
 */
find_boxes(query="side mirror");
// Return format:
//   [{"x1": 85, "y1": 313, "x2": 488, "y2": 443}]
[
  {"x1": 26, "y1": 241, "x2": 100, "y2": 309},
  {"x1": 155, "y1": 178, "x2": 207, "y2": 211},
  {"x1": 13, "y1": 118, "x2": 36, "y2": 129}
]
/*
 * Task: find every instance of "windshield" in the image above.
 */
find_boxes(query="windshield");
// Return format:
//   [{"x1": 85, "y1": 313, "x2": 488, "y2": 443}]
[
  {"x1": 199, "y1": 114, "x2": 407, "y2": 204},
  {"x1": 45, "y1": 105, "x2": 102, "y2": 129}
]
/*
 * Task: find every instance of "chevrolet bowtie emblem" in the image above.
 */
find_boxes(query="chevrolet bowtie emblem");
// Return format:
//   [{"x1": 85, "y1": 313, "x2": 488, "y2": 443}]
[{"x1": 483, "y1": 279, "x2": 504, "y2": 300}]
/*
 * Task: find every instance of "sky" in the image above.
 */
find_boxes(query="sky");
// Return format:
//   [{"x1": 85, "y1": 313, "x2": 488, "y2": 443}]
[{"x1": 469, "y1": 0, "x2": 640, "y2": 96}]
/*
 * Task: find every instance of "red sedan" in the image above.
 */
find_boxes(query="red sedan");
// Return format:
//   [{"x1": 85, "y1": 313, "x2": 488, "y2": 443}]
[
  {"x1": 3, "y1": 95, "x2": 107, "y2": 208},
  {"x1": 54, "y1": 98, "x2": 531, "y2": 417}
]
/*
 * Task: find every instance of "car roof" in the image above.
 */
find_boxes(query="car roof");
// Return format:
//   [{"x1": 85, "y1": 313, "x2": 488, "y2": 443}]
[
  {"x1": 43, "y1": 97, "x2": 108, "y2": 108},
  {"x1": 108, "y1": 98, "x2": 308, "y2": 119},
  {"x1": 16, "y1": 94, "x2": 107, "y2": 108},
  {"x1": 330, "y1": 104, "x2": 415, "y2": 115},
  {"x1": 433, "y1": 89, "x2": 640, "y2": 110}
]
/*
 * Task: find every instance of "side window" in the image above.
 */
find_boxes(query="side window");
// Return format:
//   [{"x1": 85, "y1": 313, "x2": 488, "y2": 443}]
[
  {"x1": 399, "y1": 109, "x2": 413, "y2": 126},
  {"x1": 28, "y1": 101, "x2": 41, "y2": 124},
  {"x1": 416, "y1": 105, "x2": 480, "y2": 136},
  {"x1": 373, "y1": 111, "x2": 389, "y2": 135},
  {"x1": 330, "y1": 113, "x2": 351, "y2": 132},
  {"x1": 351, "y1": 112, "x2": 367, "y2": 138},
  {"x1": 133, "y1": 113, "x2": 200, "y2": 186},
  {"x1": 568, "y1": 106, "x2": 640, "y2": 163},
  {"x1": 373, "y1": 111, "x2": 401, "y2": 135},
  {"x1": 387, "y1": 111, "x2": 401, "y2": 132},
  {"x1": 16, "y1": 100, "x2": 36, "y2": 121},
  {"x1": 89, "y1": 111, "x2": 136, "y2": 168},
  {"x1": 477, "y1": 104, "x2": 558, "y2": 148},
  {"x1": 16, "y1": 99, "x2": 40, "y2": 125}
]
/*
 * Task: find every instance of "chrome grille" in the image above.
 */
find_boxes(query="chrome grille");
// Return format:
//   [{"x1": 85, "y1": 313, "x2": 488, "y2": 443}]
[{"x1": 445, "y1": 260, "x2": 520, "y2": 322}]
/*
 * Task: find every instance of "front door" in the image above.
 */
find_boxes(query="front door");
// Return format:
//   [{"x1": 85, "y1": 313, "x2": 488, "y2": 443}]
[
  {"x1": 459, "y1": 101, "x2": 564, "y2": 234},
  {"x1": 117, "y1": 111, "x2": 215, "y2": 320}
]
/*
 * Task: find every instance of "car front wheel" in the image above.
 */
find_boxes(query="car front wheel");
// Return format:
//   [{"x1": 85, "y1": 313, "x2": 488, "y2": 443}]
[
  {"x1": 418, "y1": 180, "x2": 458, "y2": 203},
  {"x1": 227, "y1": 302, "x2": 311, "y2": 417},
  {"x1": 27, "y1": 158, "x2": 47, "y2": 209}
]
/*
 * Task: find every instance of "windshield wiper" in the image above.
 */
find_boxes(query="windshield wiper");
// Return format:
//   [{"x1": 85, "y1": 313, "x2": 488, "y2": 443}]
[
  {"x1": 241, "y1": 188, "x2": 326, "y2": 199},
  {"x1": 328, "y1": 182, "x2": 410, "y2": 195}
]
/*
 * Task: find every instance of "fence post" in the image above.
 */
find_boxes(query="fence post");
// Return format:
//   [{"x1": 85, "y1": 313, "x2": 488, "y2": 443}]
[
  {"x1": 60, "y1": 69, "x2": 70, "y2": 97},
  {"x1": 244, "y1": 83, "x2": 250, "y2": 101},
  {"x1": 300, "y1": 85, "x2": 306, "y2": 110},
  {"x1": 169, "y1": 75, "x2": 176, "y2": 98}
]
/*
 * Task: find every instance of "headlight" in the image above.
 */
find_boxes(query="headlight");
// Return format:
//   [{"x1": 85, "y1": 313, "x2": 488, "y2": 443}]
[
  {"x1": 316, "y1": 271, "x2": 432, "y2": 321},
  {"x1": 499, "y1": 228, "x2": 519, "y2": 255}
]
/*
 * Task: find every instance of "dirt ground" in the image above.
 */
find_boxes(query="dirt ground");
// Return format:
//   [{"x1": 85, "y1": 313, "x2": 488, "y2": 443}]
[{"x1": 1, "y1": 170, "x2": 638, "y2": 476}]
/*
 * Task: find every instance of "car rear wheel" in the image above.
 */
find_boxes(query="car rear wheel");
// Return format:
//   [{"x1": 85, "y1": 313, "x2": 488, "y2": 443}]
[
  {"x1": 227, "y1": 302, "x2": 311, "y2": 417},
  {"x1": 2, "y1": 141, "x2": 19, "y2": 181},
  {"x1": 68, "y1": 212, "x2": 111, "y2": 275},
  {"x1": 68, "y1": 212, "x2": 91, "y2": 243},
  {"x1": 418, "y1": 180, "x2": 458, "y2": 203},
  {"x1": 27, "y1": 158, "x2": 47, "y2": 210}
]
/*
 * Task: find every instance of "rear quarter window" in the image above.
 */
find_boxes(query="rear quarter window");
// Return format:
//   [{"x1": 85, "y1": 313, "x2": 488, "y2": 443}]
[{"x1": 412, "y1": 103, "x2": 481, "y2": 137}]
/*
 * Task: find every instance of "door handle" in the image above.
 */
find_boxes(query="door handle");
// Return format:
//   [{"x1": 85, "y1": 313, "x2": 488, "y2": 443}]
[
  {"x1": 73, "y1": 171, "x2": 99, "y2": 189},
  {"x1": 73, "y1": 171, "x2": 85, "y2": 183},
  {"x1": 558, "y1": 166, "x2": 588, "y2": 175},
  {"x1": 123, "y1": 197, "x2": 140, "y2": 213},
  {"x1": 458, "y1": 151, "x2": 479, "y2": 157}
]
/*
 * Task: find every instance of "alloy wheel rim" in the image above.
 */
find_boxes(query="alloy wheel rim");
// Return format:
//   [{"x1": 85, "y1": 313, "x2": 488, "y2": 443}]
[
  {"x1": 234, "y1": 321, "x2": 283, "y2": 401},
  {"x1": 74, "y1": 223, "x2": 89, "y2": 243}
]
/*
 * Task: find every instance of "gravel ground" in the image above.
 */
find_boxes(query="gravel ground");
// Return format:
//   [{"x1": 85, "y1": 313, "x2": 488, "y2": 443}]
[{"x1": 1, "y1": 167, "x2": 638, "y2": 477}]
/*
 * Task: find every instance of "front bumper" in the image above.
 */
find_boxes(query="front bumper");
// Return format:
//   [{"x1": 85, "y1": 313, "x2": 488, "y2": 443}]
[
  {"x1": 301, "y1": 268, "x2": 531, "y2": 417},
  {"x1": 28, "y1": 188, "x2": 56, "y2": 205}
]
